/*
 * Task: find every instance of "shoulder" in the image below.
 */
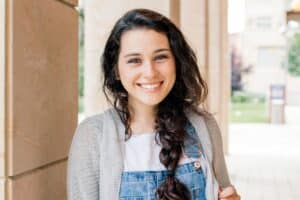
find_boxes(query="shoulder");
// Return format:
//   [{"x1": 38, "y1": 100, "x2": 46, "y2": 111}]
[
  {"x1": 72, "y1": 107, "x2": 116, "y2": 143},
  {"x1": 189, "y1": 107, "x2": 219, "y2": 127},
  {"x1": 202, "y1": 112, "x2": 220, "y2": 132},
  {"x1": 77, "y1": 107, "x2": 116, "y2": 131},
  {"x1": 185, "y1": 106, "x2": 217, "y2": 125},
  {"x1": 185, "y1": 107, "x2": 222, "y2": 143}
]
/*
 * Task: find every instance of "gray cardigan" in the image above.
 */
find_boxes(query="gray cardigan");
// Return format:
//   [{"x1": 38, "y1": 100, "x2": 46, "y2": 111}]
[{"x1": 67, "y1": 107, "x2": 231, "y2": 200}]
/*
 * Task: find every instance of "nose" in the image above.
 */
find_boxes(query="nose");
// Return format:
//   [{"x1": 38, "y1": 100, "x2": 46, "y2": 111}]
[{"x1": 143, "y1": 61, "x2": 157, "y2": 78}]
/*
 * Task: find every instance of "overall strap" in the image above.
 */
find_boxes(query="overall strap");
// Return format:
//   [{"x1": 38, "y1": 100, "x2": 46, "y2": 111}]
[
  {"x1": 186, "y1": 108, "x2": 231, "y2": 188},
  {"x1": 186, "y1": 109, "x2": 219, "y2": 199}
]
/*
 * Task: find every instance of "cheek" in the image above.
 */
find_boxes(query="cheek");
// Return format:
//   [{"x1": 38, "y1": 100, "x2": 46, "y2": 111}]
[
  {"x1": 118, "y1": 67, "x2": 136, "y2": 87},
  {"x1": 117, "y1": 64, "x2": 128, "y2": 80},
  {"x1": 165, "y1": 62, "x2": 176, "y2": 80}
]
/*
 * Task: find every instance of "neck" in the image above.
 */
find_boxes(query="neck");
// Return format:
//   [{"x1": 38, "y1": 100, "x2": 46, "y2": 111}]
[
  {"x1": 128, "y1": 102, "x2": 158, "y2": 134},
  {"x1": 129, "y1": 105, "x2": 156, "y2": 123}
]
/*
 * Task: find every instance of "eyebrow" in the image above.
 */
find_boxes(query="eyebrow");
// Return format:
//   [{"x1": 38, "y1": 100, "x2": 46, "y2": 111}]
[{"x1": 124, "y1": 48, "x2": 171, "y2": 58}]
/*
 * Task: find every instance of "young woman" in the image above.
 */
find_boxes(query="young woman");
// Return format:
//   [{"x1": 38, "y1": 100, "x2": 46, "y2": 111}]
[{"x1": 67, "y1": 8, "x2": 240, "y2": 200}]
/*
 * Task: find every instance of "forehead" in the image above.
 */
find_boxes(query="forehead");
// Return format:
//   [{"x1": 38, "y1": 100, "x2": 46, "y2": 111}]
[{"x1": 119, "y1": 29, "x2": 170, "y2": 54}]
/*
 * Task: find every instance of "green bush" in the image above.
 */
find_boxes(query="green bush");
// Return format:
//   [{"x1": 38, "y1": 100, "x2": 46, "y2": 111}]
[
  {"x1": 78, "y1": 8, "x2": 84, "y2": 98},
  {"x1": 78, "y1": 8, "x2": 84, "y2": 114},
  {"x1": 288, "y1": 33, "x2": 300, "y2": 76},
  {"x1": 231, "y1": 91, "x2": 265, "y2": 103}
]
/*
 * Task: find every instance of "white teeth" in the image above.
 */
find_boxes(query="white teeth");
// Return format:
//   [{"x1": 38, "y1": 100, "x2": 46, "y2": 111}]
[{"x1": 140, "y1": 83, "x2": 161, "y2": 89}]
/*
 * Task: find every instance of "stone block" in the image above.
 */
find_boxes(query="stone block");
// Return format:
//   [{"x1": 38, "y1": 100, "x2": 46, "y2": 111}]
[
  {"x1": 7, "y1": 161, "x2": 67, "y2": 200},
  {"x1": 6, "y1": 0, "x2": 78, "y2": 176}
]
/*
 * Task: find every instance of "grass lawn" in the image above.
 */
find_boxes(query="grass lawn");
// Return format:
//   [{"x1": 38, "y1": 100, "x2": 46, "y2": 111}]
[{"x1": 230, "y1": 102, "x2": 268, "y2": 123}]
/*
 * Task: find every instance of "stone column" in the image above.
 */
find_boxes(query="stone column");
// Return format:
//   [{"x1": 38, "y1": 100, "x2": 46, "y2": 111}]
[
  {"x1": 181, "y1": 0, "x2": 229, "y2": 154},
  {"x1": 206, "y1": 0, "x2": 229, "y2": 154},
  {"x1": 0, "y1": 0, "x2": 6, "y2": 199},
  {"x1": 2, "y1": 0, "x2": 78, "y2": 199}
]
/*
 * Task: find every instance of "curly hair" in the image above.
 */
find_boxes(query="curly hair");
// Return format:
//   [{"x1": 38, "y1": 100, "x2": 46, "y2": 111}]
[{"x1": 101, "y1": 8, "x2": 208, "y2": 200}]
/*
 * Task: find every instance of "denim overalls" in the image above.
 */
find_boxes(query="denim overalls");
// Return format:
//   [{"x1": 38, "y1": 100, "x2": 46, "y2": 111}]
[{"x1": 119, "y1": 121, "x2": 206, "y2": 200}]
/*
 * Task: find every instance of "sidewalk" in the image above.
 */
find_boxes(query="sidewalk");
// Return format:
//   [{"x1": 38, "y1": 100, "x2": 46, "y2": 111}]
[{"x1": 226, "y1": 122, "x2": 300, "y2": 200}]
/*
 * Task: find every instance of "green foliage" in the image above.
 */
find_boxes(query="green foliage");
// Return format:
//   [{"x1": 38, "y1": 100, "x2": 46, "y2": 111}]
[
  {"x1": 78, "y1": 8, "x2": 84, "y2": 113},
  {"x1": 231, "y1": 91, "x2": 265, "y2": 103},
  {"x1": 288, "y1": 33, "x2": 300, "y2": 76},
  {"x1": 79, "y1": 8, "x2": 84, "y2": 98}
]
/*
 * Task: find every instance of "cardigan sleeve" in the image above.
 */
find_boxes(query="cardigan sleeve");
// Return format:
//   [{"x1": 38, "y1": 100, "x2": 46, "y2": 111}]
[
  {"x1": 67, "y1": 117, "x2": 100, "y2": 200},
  {"x1": 204, "y1": 113, "x2": 232, "y2": 188}
]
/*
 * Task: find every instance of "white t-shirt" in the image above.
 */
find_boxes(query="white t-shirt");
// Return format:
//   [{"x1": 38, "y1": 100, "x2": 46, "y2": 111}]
[{"x1": 124, "y1": 132, "x2": 198, "y2": 172}]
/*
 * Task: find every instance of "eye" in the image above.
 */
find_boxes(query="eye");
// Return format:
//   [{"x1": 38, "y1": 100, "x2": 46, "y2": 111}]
[
  {"x1": 127, "y1": 58, "x2": 141, "y2": 64},
  {"x1": 155, "y1": 54, "x2": 168, "y2": 61}
]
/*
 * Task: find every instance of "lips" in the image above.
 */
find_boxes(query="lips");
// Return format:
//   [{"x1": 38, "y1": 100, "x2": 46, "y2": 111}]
[{"x1": 137, "y1": 81, "x2": 164, "y2": 90}]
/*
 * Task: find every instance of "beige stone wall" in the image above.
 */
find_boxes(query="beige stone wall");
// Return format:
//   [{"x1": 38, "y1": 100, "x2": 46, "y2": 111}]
[
  {"x1": 0, "y1": 0, "x2": 6, "y2": 199},
  {"x1": 180, "y1": 0, "x2": 207, "y2": 81},
  {"x1": 3, "y1": 0, "x2": 78, "y2": 199},
  {"x1": 7, "y1": 162, "x2": 67, "y2": 200}
]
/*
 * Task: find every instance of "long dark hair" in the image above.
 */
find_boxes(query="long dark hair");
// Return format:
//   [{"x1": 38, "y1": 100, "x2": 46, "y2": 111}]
[{"x1": 101, "y1": 8, "x2": 208, "y2": 200}]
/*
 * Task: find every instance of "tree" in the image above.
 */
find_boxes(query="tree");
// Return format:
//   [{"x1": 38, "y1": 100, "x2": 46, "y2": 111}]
[
  {"x1": 288, "y1": 33, "x2": 300, "y2": 76},
  {"x1": 79, "y1": 7, "x2": 84, "y2": 97},
  {"x1": 230, "y1": 46, "x2": 253, "y2": 92}
]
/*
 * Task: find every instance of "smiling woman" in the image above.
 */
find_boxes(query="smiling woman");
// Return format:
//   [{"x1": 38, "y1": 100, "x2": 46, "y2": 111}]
[{"x1": 67, "y1": 8, "x2": 240, "y2": 200}]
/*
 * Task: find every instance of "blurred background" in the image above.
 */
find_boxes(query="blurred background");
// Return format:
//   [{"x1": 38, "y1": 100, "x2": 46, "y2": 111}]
[
  {"x1": 1, "y1": 0, "x2": 300, "y2": 199},
  {"x1": 227, "y1": 1, "x2": 300, "y2": 199}
]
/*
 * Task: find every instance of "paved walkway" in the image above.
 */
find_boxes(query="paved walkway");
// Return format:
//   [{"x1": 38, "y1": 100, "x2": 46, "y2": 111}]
[{"x1": 226, "y1": 123, "x2": 300, "y2": 200}]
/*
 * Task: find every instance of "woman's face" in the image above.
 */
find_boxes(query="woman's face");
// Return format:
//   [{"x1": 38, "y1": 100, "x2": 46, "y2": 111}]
[{"x1": 117, "y1": 28, "x2": 176, "y2": 110}]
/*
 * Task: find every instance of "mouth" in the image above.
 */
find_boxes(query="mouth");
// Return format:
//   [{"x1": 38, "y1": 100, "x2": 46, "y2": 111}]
[{"x1": 137, "y1": 81, "x2": 164, "y2": 92}]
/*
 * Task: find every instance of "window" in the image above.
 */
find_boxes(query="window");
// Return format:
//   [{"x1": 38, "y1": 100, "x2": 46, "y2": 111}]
[{"x1": 256, "y1": 16, "x2": 272, "y2": 29}]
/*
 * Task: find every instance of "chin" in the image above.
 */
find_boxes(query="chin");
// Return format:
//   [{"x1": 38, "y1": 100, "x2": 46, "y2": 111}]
[{"x1": 140, "y1": 98, "x2": 164, "y2": 107}]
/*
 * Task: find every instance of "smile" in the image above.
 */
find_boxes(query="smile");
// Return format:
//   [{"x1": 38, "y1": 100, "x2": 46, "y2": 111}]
[{"x1": 137, "y1": 81, "x2": 164, "y2": 92}]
